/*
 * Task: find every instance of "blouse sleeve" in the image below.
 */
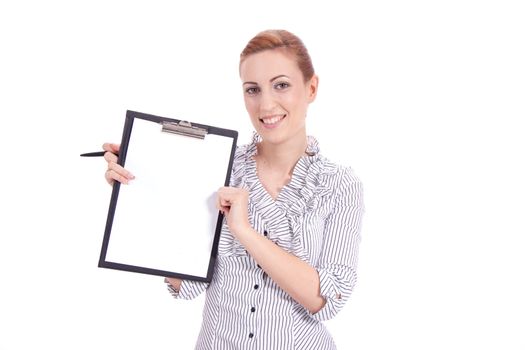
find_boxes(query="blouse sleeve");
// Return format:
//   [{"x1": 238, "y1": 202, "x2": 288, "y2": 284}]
[
  {"x1": 165, "y1": 279, "x2": 209, "y2": 300},
  {"x1": 311, "y1": 168, "x2": 364, "y2": 321}
]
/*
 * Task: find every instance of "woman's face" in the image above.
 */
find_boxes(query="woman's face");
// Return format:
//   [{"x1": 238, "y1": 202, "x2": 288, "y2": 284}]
[{"x1": 240, "y1": 49, "x2": 318, "y2": 146}]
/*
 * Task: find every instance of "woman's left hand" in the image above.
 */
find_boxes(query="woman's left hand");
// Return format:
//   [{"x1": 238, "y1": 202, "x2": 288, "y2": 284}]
[{"x1": 216, "y1": 187, "x2": 250, "y2": 236}]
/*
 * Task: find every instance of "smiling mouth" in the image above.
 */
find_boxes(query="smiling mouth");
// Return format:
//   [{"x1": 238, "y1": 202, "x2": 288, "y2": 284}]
[{"x1": 260, "y1": 114, "x2": 286, "y2": 125}]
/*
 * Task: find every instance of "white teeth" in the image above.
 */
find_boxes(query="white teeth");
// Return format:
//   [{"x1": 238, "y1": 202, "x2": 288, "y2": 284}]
[{"x1": 261, "y1": 115, "x2": 285, "y2": 124}]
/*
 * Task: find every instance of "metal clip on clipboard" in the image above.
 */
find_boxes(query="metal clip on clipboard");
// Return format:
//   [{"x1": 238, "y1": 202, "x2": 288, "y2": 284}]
[{"x1": 161, "y1": 120, "x2": 208, "y2": 139}]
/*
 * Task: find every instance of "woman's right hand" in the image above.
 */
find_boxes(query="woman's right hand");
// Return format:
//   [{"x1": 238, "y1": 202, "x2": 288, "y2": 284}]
[{"x1": 102, "y1": 143, "x2": 135, "y2": 185}]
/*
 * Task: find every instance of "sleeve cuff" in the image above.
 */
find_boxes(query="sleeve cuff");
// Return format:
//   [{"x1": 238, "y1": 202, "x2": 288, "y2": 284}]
[{"x1": 310, "y1": 265, "x2": 357, "y2": 321}]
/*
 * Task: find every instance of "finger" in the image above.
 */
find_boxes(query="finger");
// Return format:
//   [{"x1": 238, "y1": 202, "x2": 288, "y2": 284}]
[
  {"x1": 216, "y1": 192, "x2": 233, "y2": 215},
  {"x1": 104, "y1": 169, "x2": 114, "y2": 185},
  {"x1": 218, "y1": 189, "x2": 248, "y2": 208},
  {"x1": 218, "y1": 203, "x2": 230, "y2": 215},
  {"x1": 216, "y1": 191, "x2": 232, "y2": 206},
  {"x1": 219, "y1": 186, "x2": 239, "y2": 194},
  {"x1": 217, "y1": 187, "x2": 238, "y2": 200},
  {"x1": 103, "y1": 150, "x2": 118, "y2": 164},
  {"x1": 217, "y1": 205, "x2": 230, "y2": 215},
  {"x1": 107, "y1": 162, "x2": 135, "y2": 181},
  {"x1": 102, "y1": 143, "x2": 120, "y2": 154},
  {"x1": 219, "y1": 186, "x2": 249, "y2": 197},
  {"x1": 105, "y1": 169, "x2": 131, "y2": 185},
  {"x1": 215, "y1": 194, "x2": 222, "y2": 211},
  {"x1": 109, "y1": 143, "x2": 120, "y2": 153},
  {"x1": 215, "y1": 195, "x2": 227, "y2": 210},
  {"x1": 104, "y1": 168, "x2": 115, "y2": 185}
]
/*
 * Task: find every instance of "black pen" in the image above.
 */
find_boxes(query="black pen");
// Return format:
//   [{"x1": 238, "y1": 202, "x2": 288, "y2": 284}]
[{"x1": 80, "y1": 151, "x2": 118, "y2": 157}]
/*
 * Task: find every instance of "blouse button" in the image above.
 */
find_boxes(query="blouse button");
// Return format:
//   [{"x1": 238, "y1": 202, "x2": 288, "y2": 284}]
[
  {"x1": 251, "y1": 306, "x2": 256, "y2": 312},
  {"x1": 249, "y1": 333, "x2": 254, "y2": 339},
  {"x1": 263, "y1": 230, "x2": 268, "y2": 236},
  {"x1": 254, "y1": 284, "x2": 259, "y2": 290}
]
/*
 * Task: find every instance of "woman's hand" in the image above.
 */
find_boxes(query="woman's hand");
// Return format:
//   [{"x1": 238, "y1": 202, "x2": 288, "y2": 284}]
[
  {"x1": 216, "y1": 187, "x2": 251, "y2": 236},
  {"x1": 165, "y1": 277, "x2": 182, "y2": 292},
  {"x1": 102, "y1": 143, "x2": 135, "y2": 185}
]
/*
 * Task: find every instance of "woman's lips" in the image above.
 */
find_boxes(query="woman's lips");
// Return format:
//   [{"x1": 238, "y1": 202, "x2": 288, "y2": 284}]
[{"x1": 260, "y1": 114, "x2": 286, "y2": 129}]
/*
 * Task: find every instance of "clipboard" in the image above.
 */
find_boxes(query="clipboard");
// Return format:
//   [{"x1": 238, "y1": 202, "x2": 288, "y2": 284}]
[{"x1": 98, "y1": 110, "x2": 238, "y2": 282}]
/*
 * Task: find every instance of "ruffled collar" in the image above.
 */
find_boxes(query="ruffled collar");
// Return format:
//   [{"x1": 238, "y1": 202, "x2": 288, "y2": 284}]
[
  {"x1": 245, "y1": 132, "x2": 320, "y2": 159},
  {"x1": 242, "y1": 132, "x2": 336, "y2": 217}
]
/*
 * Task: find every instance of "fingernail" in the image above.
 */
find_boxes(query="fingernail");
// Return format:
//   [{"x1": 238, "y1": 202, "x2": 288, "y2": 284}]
[{"x1": 129, "y1": 173, "x2": 135, "y2": 179}]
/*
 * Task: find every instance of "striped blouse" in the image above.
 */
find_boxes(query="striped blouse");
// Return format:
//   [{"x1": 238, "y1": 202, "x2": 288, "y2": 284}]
[{"x1": 166, "y1": 134, "x2": 364, "y2": 349}]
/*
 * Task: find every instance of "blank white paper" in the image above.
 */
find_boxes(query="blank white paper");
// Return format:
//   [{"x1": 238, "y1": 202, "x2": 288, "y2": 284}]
[{"x1": 105, "y1": 117, "x2": 233, "y2": 279}]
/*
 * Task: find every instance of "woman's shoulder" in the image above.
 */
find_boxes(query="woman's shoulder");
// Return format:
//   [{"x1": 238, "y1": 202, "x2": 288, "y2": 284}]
[
  {"x1": 314, "y1": 154, "x2": 363, "y2": 207},
  {"x1": 316, "y1": 154, "x2": 362, "y2": 188},
  {"x1": 305, "y1": 135, "x2": 361, "y2": 187}
]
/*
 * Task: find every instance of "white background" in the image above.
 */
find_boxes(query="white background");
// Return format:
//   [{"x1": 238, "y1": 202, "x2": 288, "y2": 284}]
[{"x1": 1, "y1": 1, "x2": 524, "y2": 349}]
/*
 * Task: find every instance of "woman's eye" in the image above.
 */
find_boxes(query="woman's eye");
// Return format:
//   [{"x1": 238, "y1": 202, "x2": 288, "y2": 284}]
[
  {"x1": 245, "y1": 87, "x2": 259, "y2": 95},
  {"x1": 274, "y1": 82, "x2": 290, "y2": 90}
]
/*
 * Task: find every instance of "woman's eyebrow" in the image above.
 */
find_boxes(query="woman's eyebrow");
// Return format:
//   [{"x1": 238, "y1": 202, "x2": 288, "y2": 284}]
[
  {"x1": 242, "y1": 75, "x2": 290, "y2": 86},
  {"x1": 270, "y1": 74, "x2": 289, "y2": 82}
]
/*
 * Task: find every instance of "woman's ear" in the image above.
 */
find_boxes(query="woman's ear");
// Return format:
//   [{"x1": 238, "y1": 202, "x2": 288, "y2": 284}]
[{"x1": 307, "y1": 74, "x2": 319, "y2": 103}]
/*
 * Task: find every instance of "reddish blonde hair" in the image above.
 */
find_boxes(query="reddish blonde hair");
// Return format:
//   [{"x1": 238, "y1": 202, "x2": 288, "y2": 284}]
[{"x1": 240, "y1": 29, "x2": 315, "y2": 82}]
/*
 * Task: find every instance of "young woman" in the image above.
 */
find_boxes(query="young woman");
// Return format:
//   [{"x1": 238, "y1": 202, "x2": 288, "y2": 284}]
[{"x1": 103, "y1": 29, "x2": 364, "y2": 350}]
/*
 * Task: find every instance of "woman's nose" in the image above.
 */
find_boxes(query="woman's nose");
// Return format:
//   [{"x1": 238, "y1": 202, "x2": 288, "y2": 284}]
[{"x1": 259, "y1": 90, "x2": 277, "y2": 113}]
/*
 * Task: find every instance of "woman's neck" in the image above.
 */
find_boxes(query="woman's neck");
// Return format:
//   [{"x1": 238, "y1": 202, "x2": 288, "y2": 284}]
[{"x1": 256, "y1": 134, "x2": 308, "y2": 176}]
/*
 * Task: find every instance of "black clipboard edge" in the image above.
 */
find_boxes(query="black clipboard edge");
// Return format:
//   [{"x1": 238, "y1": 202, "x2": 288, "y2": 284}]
[
  {"x1": 98, "y1": 110, "x2": 238, "y2": 283},
  {"x1": 206, "y1": 127, "x2": 238, "y2": 280},
  {"x1": 99, "y1": 260, "x2": 210, "y2": 283},
  {"x1": 98, "y1": 112, "x2": 134, "y2": 269}
]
